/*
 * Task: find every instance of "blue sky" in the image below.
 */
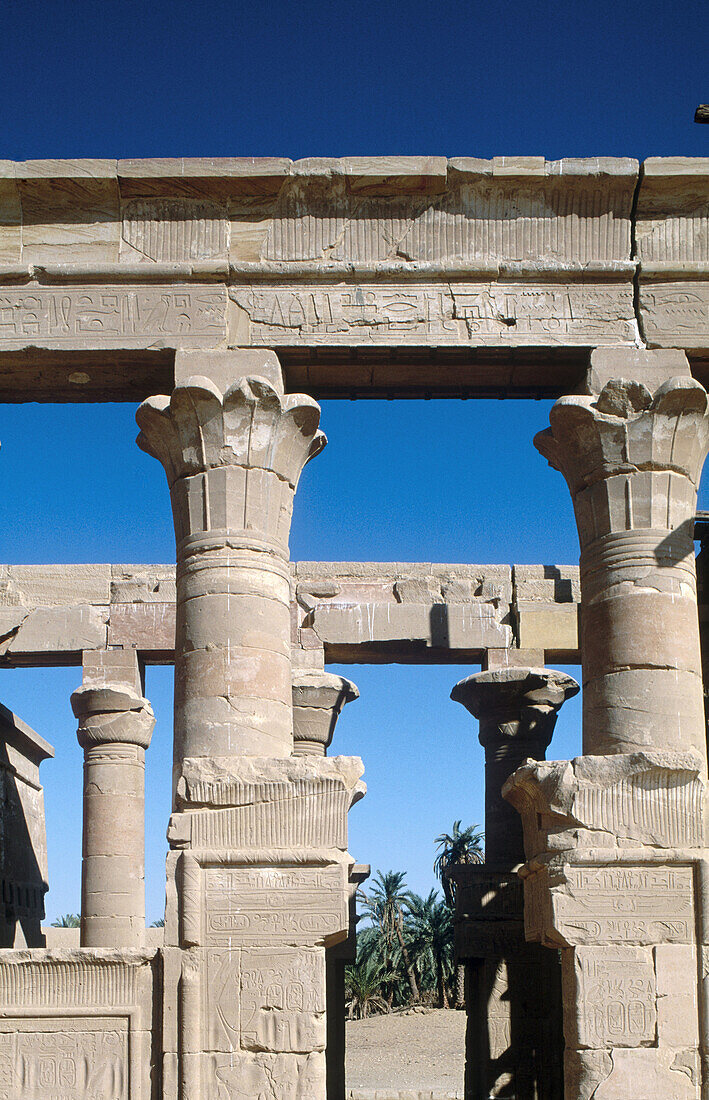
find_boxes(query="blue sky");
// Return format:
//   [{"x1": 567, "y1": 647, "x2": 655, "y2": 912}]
[{"x1": 0, "y1": 0, "x2": 707, "y2": 921}]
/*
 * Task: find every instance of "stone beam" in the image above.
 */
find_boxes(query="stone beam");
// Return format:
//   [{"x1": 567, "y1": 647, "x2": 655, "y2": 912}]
[
  {"x1": 0, "y1": 559, "x2": 622, "y2": 666},
  {"x1": 0, "y1": 156, "x2": 706, "y2": 400}
]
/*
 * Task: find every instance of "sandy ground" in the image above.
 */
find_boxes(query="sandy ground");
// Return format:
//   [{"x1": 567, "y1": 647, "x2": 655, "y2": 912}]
[{"x1": 346, "y1": 1007, "x2": 466, "y2": 1092}]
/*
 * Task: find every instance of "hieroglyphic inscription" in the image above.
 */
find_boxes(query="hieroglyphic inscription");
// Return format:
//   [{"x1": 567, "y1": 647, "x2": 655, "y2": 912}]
[
  {"x1": 0, "y1": 286, "x2": 226, "y2": 347},
  {"x1": 569, "y1": 947, "x2": 656, "y2": 1048},
  {"x1": 205, "y1": 1051, "x2": 325, "y2": 1100},
  {"x1": 639, "y1": 282, "x2": 709, "y2": 344},
  {"x1": 552, "y1": 865, "x2": 694, "y2": 945},
  {"x1": 0, "y1": 1018, "x2": 128, "y2": 1100},
  {"x1": 232, "y1": 283, "x2": 636, "y2": 345},
  {"x1": 241, "y1": 949, "x2": 325, "y2": 1053},
  {"x1": 203, "y1": 865, "x2": 347, "y2": 947}
]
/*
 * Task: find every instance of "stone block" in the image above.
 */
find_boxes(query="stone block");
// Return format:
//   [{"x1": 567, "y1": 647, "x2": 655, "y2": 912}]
[
  {"x1": 179, "y1": 854, "x2": 350, "y2": 950},
  {"x1": 562, "y1": 946, "x2": 656, "y2": 1048},
  {"x1": 241, "y1": 947, "x2": 325, "y2": 1053},
  {"x1": 17, "y1": 176, "x2": 120, "y2": 263},
  {"x1": 515, "y1": 602, "x2": 578, "y2": 652},
  {"x1": 203, "y1": 1050, "x2": 326, "y2": 1098},
  {"x1": 655, "y1": 944, "x2": 699, "y2": 1047},
  {"x1": 0, "y1": 949, "x2": 155, "y2": 1100},
  {"x1": 171, "y1": 755, "x2": 364, "y2": 850},
  {"x1": 593, "y1": 1047, "x2": 699, "y2": 1099},
  {"x1": 8, "y1": 564, "x2": 111, "y2": 607},
  {"x1": 0, "y1": 604, "x2": 107, "y2": 658},
  {"x1": 585, "y1": 347, "x2": 691, "y2": 394}
]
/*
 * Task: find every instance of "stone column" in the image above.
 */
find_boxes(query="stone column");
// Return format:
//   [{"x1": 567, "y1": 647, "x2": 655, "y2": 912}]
[
  {"x1": 534, "y1": 352, "x2": 709, "y2": 759},
  {"x1": 504, "y1": 349, "x2": 709, "y2": 1100},
  {"x1": 138, "y1": 351, "x2": 363, "y2": 1100},
  {"x1": 451, "y1": 667, "x2": 578, "y2": 868},
  {"x1": 70, "y1": 681, "x2": 155, "y2": 949},
  {"x1": 136, "y1": 349, "x2": 326, "y2": 771},
  {"x1": 451, "y1": 667, "x2": 577, "y2": 1100}
]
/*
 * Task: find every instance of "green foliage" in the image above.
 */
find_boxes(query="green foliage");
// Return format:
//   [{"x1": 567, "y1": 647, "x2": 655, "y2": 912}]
[
  {"x1": 433, "y1": 820, "x2": 484, "y2": 906},
  {"x1": 50, "y1": 913, "x2": 80, "y2": 928}
]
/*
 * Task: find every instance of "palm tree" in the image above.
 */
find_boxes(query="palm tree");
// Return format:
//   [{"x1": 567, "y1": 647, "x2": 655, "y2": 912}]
[
  {"x1": 360, "y1": 870, "x2": 420, "y2": 1004},
  {"x1": 344, "y1": 953, "x2": 391, "y2": 1019},
  {"x1": 433, "y1": 820, "x2": 485, "y2": 906},
  {"x1": 434, "y1": 821, "x2": 485, "y2": 1008},
  {"x1": 406, "y1": 890, "x2": 454, "y2": 1008},
  {"x1": 50, "y1": 913, "x2": 80, "y2": 928}
]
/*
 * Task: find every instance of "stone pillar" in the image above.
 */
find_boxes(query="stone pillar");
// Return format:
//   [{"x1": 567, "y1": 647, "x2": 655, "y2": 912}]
[
  {"x1": 138, "y1": 351, "x2": 363, "y2": 1100},
  {"x1": 136, "y1": 349, "x2": 326, "y2": 771},
  {"x1": 451, "y1": 667, "x2": 577, "y2": 1100},
  {"x1": 504, "y1": 349, "x2": 709, "y2": 1100},
  {"x1": 290, "y1": 669, "x2": 361, "y2": 1100},
  {"x1": 70, "y1": 681, "x2": 155, "y2": 949}
]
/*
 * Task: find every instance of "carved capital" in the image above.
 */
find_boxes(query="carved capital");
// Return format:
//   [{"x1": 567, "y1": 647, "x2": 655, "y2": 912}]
[
  {"x1": 71, "y1": 682, "x2": 155, "y2": 750},
  {"x1": 292, "y1": 671, "x2": 359, "y2": 756},
  {"x1": 535, "y1": 376, "x2": 709, "y2": 543},
  {"x1": 451, "y1": 667, "x2": 579, "y2": 753},
  {"x1": 136, "y1": 375, "x2": 326, "y2": 489},
  {"x1": 136, "y1": 375, "x2": 326, "y2": 551}
]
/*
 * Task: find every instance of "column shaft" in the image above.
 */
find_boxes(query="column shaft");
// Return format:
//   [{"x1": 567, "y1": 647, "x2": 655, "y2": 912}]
[
  {"x1": 136, "y1": 352, "x2": 326, "y2": 771},
  {"x1": 71, "y1": 681, "x2": 154, "y2": 949}
]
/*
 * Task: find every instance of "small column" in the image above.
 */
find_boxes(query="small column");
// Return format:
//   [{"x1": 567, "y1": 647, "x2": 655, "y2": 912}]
[
  {"x1": 451, "y1": 667, "x2": 577, "y2": 1100},
  {"x1": 292, "y1": 671, "x2": 359, "y2": 756},
  {"x1": 136, "y1": 349, "x2": 325, "y2": 772},
  {"x1": 290, "y1": 669, "x2": 361, "y2": 1100},
  {"x1": 451, "y1": 667, "x2": 578, "y2": 867},
  {"x1": 71, "y1": 681, "x2": 154, "y2": 949}
]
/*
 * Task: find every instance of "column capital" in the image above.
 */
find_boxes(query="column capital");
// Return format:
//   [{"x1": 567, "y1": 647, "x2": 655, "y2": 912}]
[
  {"x1": 535, "y1": 376, "x2": 709, "y2": 541},
  {"x1": 451, "y1": 667, "x2": 579, "y2": 751},
  {"x1": 71, "y1": 683, "x2": 155, "y2": 751},
  {"x1": 136, "y1": 374, "x2": 326, "y2": 490},
  {"x1": 292, "y1": 671, "x2": 359, "y2": 756}
]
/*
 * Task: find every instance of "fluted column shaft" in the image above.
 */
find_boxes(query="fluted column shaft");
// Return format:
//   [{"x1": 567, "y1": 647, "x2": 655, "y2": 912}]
[
  {"x1": 136, "y1": 354, "x2": 325, "y2": 772},
  {"x1": 452, "y1": 668, "x2": 578, "y2": 867},
  {"x1": 536, "y1": 367, "x2": 709, "y2": 760},
  {"x1": 71, "y1": 683, "x2": 154, "y2": 949}
]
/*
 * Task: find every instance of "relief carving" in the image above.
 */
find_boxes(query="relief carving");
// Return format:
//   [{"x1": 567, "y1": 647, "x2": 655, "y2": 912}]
[{"x1": 0, "y1": 286, "x2": 227, "y2": 347}]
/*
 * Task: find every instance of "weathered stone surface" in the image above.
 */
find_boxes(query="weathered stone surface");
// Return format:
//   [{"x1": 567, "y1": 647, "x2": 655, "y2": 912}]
[
  {"x1": 0, "y1": 603, "x2": 108, "y2": 658},
  {"x1": 71, "y1": 682, "x2": 155, "y2": 949},
  {"x1": 0, "y1": 705, "x2": 53, "y2": 948},
  {"x1": 504, "y1": 751, "x2": 706, "y2": 855},
  {"x1": 535, "y1": 360, "x2": 709, "y2": 758},
  {"x1": 292, "y1": 671, "x2": 359, "y2": 755},
  {"x1": 562, "y1": 945, "x2": 656, "y2": 1048},
  {"x1": 136, "y1": 351, "x2": 325, "y2": 762},
  {"x1": 0, "y1": 949, "x2": 155, "y2": 1100},
  {"x1": 169, "y1": 755, "x2": 364, "y2": 850}
]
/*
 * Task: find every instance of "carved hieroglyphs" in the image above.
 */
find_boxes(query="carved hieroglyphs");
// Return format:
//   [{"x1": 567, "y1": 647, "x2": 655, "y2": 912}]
[{"x1": 2, "y1": 156, "x2": 709, "y2": 1100}]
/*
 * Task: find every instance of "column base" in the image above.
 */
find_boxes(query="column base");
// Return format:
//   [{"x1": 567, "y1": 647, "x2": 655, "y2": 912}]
[
  {"x1": 504, "y1": 752, "x2": 708, "y2": 1100},
  {"x1": 162, "y1": 754, "x2": 365, "y2": 1100}
]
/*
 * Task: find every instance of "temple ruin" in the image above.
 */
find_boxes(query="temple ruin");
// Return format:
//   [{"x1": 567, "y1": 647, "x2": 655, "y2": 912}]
[{"x1": 0, "y1": 154, "x2": 708, "y2": 1098}]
